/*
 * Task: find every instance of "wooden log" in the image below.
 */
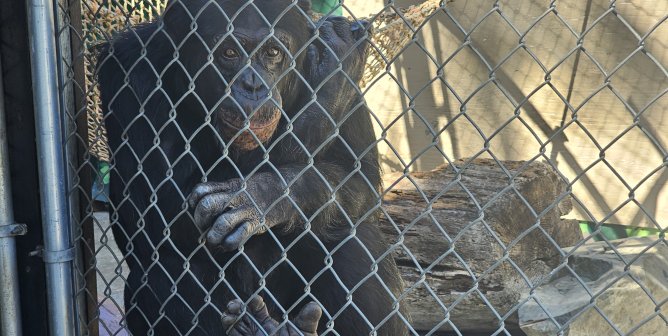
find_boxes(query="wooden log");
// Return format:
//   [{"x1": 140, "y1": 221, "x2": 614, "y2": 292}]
[{"x1": 380, "y1": 158, "x2": 583, "y2": 333}]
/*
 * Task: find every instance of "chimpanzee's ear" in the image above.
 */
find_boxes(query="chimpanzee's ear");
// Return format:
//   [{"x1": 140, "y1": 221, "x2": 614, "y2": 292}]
[{"x1": 298, "y1": 0, "x2": 312, "y2": 13}]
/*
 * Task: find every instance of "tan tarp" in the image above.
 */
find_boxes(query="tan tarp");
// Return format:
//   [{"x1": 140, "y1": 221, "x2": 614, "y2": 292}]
[{"x1": 351, "y1": 0, "x2": 667, "y2": 229}]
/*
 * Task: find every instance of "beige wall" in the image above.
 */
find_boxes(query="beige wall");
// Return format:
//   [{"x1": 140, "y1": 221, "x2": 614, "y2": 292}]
[{"x1": 345, "y1": 0, "x2": 667, "y2": 228}]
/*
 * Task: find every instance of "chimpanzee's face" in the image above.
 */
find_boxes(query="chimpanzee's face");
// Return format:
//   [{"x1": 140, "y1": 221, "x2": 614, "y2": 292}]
[
  {"x1": 213, "y1": 24, "x2": 296, "y2": 151},
  {"x1": 189, "y1": 1, "x2": 311, "y2": 151},
  {"x1": 164, "y1": 0, "x2": 312, "y2": 151}
]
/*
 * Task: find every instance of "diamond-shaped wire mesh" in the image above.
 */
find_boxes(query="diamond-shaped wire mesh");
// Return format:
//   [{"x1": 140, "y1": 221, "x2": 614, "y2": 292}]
[{"x1": 49, "y1": 0, "x2": 667, "y2": 335}]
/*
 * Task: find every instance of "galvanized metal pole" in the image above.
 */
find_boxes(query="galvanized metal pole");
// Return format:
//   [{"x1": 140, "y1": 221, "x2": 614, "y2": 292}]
[
  {"x1": 26, "y1": 0, "x2": 76, "y2": 335},
  {"x1": 0, "y1": 50, "x2": 25, "y2": 336}
]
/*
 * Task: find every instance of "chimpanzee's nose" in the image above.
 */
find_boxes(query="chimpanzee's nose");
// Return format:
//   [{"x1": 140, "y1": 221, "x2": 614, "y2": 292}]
[{"x1": 240, "y1": 69, "x2": 265, "y2": 94}]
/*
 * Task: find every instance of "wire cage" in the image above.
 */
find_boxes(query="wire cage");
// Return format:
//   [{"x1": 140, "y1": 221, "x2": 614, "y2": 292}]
[{"x1": 40, "y1": 0, "x2": 668, "y2": 335}]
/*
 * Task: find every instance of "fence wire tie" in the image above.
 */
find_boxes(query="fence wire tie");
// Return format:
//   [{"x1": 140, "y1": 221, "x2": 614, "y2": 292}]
[
  {"x1": 0, "y1": 223, "x2": 28, "y2": 237},
  {"x1": 29, "y1": 245, "x2": 76, "y2": 263}
]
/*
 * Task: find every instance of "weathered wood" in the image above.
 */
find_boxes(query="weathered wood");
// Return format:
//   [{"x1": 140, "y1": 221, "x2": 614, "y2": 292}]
[{"x1": 380, "y1": 158, "x2": 582, "y2": 333}]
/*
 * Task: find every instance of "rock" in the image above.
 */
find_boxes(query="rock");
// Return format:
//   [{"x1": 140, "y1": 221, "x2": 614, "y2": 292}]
[{"x1": 519, "y1": 237, "x2": 668, "y2": 336}]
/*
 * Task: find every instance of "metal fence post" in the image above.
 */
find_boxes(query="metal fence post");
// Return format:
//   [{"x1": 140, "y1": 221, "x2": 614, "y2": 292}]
[
  {"x1": 0, "y1": 51, "x2": 26, "y2": 336},
  {"x1": 26, "y1": 0, "x2": 77, "y2": 335}
]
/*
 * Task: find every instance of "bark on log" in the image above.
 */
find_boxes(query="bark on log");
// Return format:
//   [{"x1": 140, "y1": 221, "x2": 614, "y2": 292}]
[{"x1": 380, "y1": 158, "x2": 583, "y2": 333}]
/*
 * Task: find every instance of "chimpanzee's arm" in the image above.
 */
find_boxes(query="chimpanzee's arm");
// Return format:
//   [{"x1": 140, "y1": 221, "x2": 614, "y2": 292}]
[
  {"x1": 290, "y1": 17, "x2": 371, "y2": 155},
  {"x1": 188, "y1": 157, "x2": 378, "y2": 249}
]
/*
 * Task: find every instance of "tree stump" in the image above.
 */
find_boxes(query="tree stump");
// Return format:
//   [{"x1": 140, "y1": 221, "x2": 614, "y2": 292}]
[{"x1": 380, "y1": 158, "x2": 583, "y2": 333}]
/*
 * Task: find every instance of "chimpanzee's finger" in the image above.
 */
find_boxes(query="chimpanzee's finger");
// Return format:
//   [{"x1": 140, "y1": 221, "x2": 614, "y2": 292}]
[
  {"x1": 227, "y1": 324, "x2": 249, "y2": 336},
  {"x1": 318, "y1": 21, "x2": 343, "y2": 58},
  {"x1": 206, "y1": 208, "x2": 248, "y2": 246},
  {"x1": 327, "y1": 16, "x2": 354, "y2": 43},
  {"x1": 247, "y1": 295, "x2": 271, "y2": 323},
  {"x1": 222, "y1": 299, "x2": 244, "y2": 335},
  {"x1": 292, "y1": 302, "x2": 322, "y2": 336},
  {"x1": 317, "y1": 20, "x2": 337, "y2": 42},
  {"x1": 248, "y1": 295, "x2": 283, "y2": 333},
  {"x1": 304, "y1": 44, "x2": 320, "y2": 85},
  {"x1": 227, "y1": 299, "x2": 243, "y2": 314},
  {"x1": 193, "y1": 192, "x2": 237, "y2": 230},
  {"x1": 351, "y1": 20, "x2": 371, "y2": 41},
  {"x1": 188, "y1": 181, "x2": 240, "y2": 209},
  {"x1": 220, "y1": 221, "x2": 256, "y2": 251},
  {"x1": 225, "y1": 316, "x2": 254, "y2": 336},
  {"x1": 222, "y1": 316, "x2": 241, "y2": 336},
  {"x1": 221, "y1": 312, "x2": 238, "y2": 329}
]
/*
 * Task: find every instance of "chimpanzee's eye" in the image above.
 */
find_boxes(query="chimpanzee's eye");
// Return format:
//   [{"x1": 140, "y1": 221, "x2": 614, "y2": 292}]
[
  {"x1": 222, "y1": 48, "x2": 238, "y2": 59},
  {"x1": 266, "y1": 47, "x2": 281, "y2": 58}
]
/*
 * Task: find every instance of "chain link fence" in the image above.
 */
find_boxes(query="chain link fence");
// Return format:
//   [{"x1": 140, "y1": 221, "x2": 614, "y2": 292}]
[{"x1": 47, "y1": 0, "x2": 667, "y2": 335}]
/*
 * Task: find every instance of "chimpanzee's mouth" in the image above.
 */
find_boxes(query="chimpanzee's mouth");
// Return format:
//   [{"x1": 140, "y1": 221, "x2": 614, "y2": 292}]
[
  {"x1": 217, "y1": 106, "x2": 283, "y2": 151},
  {"x1": 219, "y1": 108, "x2": 282, "y2": 131}
]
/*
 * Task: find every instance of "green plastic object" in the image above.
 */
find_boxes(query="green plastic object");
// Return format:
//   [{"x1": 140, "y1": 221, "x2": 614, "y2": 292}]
[
  {"x1": 312, "y1": 0, "x2": 343, "y2": 16},
  {"x1": 579, "y1": 221, "x2": 660, "y2": 242}
]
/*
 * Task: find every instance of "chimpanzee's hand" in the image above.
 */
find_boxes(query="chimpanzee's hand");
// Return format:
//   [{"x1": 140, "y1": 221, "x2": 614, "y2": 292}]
[
  {"x1": 188, "y1": 174, "x2": 290, "y2": 251},
  {"x1": 304, "y1": 17, "x2": 370, "y2": 97},
  {"x1": 292, "y1": 17, "x2": 370, "y2": 154},
  {"x1": 222, "y1": 295, "x2": 321, "y2": 336}
]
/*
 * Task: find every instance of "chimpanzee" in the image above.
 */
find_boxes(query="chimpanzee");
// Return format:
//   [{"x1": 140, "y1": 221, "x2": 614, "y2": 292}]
[{"x1": 97, "y1": 0, "x2": 409, "y2": 335}]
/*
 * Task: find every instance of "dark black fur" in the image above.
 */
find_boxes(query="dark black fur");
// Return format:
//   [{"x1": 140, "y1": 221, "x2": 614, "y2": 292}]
[{"x1": 97, "y1": 0, "x2": 408, "y2": 335}]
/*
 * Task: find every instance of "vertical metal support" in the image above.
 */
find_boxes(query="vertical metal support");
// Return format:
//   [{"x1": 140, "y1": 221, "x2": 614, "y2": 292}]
[
  {"x1": 55, "y1": 0, "x2": 91, "y2": 333},
  {"x1": 0, "y1": 54, "x2": 24, "y2": 336},
  {"x1": 26, "y1": 0, "x2": 76, "y2": 335}
]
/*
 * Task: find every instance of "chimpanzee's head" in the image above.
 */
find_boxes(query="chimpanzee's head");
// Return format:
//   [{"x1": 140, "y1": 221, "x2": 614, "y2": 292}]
[{"x1": 164, "y1": 0, "x2": 315, "y2": 151}]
